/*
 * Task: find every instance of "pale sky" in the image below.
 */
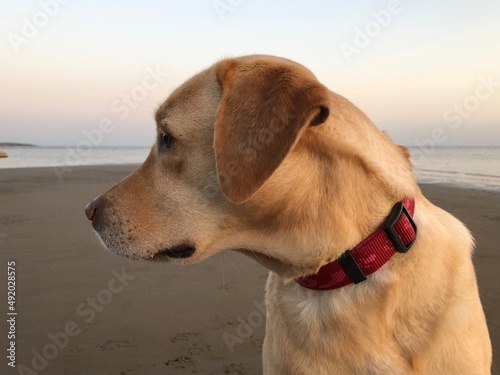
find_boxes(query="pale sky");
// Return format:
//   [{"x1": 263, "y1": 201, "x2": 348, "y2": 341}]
[{"x1": 1, "y1": 0, "x2": 499, "y2": 147}]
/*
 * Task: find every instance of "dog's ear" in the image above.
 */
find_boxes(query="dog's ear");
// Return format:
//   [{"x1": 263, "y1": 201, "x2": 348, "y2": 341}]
[{"x1": 214, "y1": 59, "x2": 330, "y2": 203}]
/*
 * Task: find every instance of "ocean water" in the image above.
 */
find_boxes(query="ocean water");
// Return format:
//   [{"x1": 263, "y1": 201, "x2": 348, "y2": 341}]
[
  {"x1": 0, "y1": 147, "x2": 151, "y2": 169},
  {"x1": 0, "y1": 146, "x2": 499, "y2": 191},
  {"x1": 410, "y1": 146, "x2": 500, "y2": 191}
]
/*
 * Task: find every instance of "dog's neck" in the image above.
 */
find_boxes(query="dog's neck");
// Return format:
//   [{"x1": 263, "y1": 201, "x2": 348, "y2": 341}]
[
  {"x1": 295, "y1": 198, "x2": 417, "y2": 290},
  {"x1": 242, "y1": 196, "x2": 418, "y2": 283},
  {"x1": 238, "y1": 92, "x2": 419, "y2": 282}
]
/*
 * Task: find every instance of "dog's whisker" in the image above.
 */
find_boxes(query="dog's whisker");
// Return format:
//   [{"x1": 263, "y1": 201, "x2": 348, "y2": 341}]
[
  {"x1": 221, "y1": 252, "x2": 239, "y2": 272},
  {"x1": 218, "y1": 253, "x2": 226, "y2": 287},
  {"x1": 127, "y1": 258, "x2": 136, "y2": 276}
]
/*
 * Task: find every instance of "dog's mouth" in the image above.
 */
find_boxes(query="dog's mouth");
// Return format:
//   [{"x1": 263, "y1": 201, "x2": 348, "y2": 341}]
[{"x1": 152, "y1": 244, "x2": 196, "y2": 260}]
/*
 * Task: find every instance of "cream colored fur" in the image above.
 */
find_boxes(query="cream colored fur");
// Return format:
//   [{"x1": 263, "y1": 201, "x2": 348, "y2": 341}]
[{"x1": 88, "y1": 55, "x2": 492, "y2": 374}]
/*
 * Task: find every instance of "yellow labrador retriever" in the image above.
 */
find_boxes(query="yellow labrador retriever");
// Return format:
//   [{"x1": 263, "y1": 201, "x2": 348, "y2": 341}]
[{"x1": 85, "y1": 55, "x2": 492, "y2": 374}]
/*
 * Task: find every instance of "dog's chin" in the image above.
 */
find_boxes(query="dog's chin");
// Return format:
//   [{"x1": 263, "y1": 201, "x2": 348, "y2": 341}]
[{"x1": 95, "y1": 231, "x2": 196, "y2": 261}]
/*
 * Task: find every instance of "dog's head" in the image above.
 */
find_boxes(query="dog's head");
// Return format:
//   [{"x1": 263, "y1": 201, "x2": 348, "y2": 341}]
[{"x1": 86, "y1": 55, "x2": 415, "y2": 279}]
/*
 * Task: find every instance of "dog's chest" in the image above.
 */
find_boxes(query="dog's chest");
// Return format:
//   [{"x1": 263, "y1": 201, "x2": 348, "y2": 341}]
[{"x1": 263, "y1": 272, "x2": 410, "y2": 375}]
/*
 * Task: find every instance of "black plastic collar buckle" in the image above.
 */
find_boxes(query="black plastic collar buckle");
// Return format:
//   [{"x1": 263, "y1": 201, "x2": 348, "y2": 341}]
[
  {"x1": 338, "y1": 250, "x2": 367, "y2": 284},
  {"x1": 384, "y1": 202, "x2": 417, "y2": 253}
]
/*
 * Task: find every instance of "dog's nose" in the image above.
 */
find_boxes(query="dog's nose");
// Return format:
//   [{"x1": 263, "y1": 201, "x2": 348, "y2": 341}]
[{"x1": 85, "y1": 197, "x2": 101, "y2": 221}]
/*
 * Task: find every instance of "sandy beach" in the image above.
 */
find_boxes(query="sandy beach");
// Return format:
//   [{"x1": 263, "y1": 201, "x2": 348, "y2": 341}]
[{"x1": 0, "y1": 165, "x2": 498, "y2": 375}]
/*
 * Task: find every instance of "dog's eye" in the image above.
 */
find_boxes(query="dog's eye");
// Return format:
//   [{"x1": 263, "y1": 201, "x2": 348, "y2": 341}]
[{"x1": 160, "y1": 132, "x2": 174, "y2": 150}]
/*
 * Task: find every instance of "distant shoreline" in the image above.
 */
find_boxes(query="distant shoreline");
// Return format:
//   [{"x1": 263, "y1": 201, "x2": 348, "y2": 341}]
[{"x1": 0, "y1": 142, "x2": 37, "y2": 147}]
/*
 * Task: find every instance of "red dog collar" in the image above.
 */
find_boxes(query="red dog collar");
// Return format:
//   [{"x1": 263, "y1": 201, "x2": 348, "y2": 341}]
[{"x1": 296, "y1": 198, "x2": 417, "y2": 290}]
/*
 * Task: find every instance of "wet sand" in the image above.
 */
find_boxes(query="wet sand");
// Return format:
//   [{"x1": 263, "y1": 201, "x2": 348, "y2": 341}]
[{"x1": 0, "y1": 165, "x2": 498, "y2": 374}]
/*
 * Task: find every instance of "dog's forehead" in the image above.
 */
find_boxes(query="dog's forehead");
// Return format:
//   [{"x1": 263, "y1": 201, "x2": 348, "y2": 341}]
[{"x1": 155, "y1": 68, "x2": 215, "y2": 127}]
